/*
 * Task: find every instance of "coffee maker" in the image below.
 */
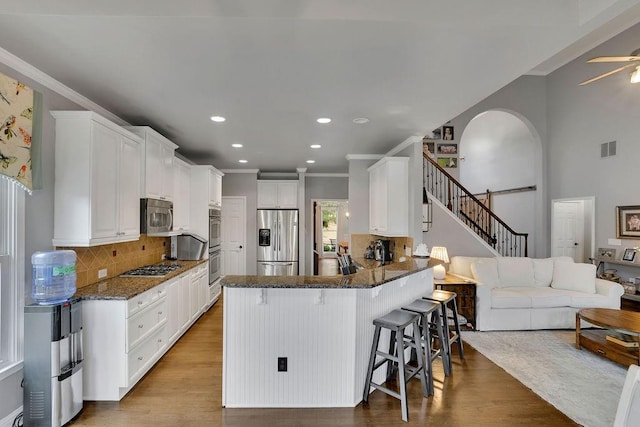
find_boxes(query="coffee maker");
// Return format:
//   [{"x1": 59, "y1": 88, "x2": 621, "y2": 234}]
[{"x1": 374, "y1": 239, "x2": 393, "y2": 262}]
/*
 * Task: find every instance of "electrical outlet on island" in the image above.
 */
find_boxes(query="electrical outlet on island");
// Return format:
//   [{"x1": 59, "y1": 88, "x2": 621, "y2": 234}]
[{"x1": 98, "y1": 268, "x2": 107, "y2": 279}]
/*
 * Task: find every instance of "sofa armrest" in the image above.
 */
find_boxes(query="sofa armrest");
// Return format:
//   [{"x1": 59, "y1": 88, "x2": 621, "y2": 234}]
[{"x1": 595, "y1": 278, "x2": 624, "y2": 299}]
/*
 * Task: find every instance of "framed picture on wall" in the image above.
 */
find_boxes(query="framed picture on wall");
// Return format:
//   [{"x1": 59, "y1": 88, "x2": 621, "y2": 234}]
[
  {"x1": 437, "y1": 143, "x2": 458, "y2": 155},
  {"x1": 442, "y1": 125, "x2": 454, "y2": 140},
  {"x1": 422, "y1": 141, "x2": 435, "y2": 158},
  {"x1": 437, "y1": 157, "x2": 457, "y2": 168},
  {"x1": 597, "y1": 247, "x2": 616, "y2": 259},
  {"x1": 616, "y1": 205, "x2": 640, "y2": 239},
  {"x1": 623, "y1": 248, "x2": 636, "y2": 262}
]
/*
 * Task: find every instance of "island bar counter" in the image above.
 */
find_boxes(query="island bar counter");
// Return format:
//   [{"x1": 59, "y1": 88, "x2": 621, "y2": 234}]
[{"x1": 221, "y1": 258, "x2": 438, "y2": 408}]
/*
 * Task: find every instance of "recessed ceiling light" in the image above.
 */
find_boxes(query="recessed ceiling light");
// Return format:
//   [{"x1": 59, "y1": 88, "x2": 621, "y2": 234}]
[
  {"x1": 317, "y1": 118, "x2": 331, "y2": 124},
  {"x1": 232, "y1": 143, "x2": 243, "y2": 148},
  {"x1": 353, "y1": 117, "x2": 370, "y2": 124},
  {"x1": 310, "y1": 144, "x2": 321, "y2": 149},
  {"x1": 238, "y1": 159, "x2": 248, "y2": 163},
  {"x1": 210, "y1": 116, "x2": 226, "y2": 122},
  {"x1": 306, "y1": 160, "x2": 315, "y2": 164}
]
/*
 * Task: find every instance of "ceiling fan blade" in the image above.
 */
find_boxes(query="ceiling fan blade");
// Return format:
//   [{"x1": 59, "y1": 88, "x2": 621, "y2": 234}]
[
  {"x1": 587, "y1": 56, "x2": 640, "y2": 63},
  {"x1": 579, "y1": 63, "x2": 638, "y2": 86}
]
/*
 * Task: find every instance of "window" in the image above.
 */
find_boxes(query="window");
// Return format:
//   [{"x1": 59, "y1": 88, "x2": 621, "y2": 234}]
[{"x1": 0, "y1": 178, "x2": 25, "y2": 378}]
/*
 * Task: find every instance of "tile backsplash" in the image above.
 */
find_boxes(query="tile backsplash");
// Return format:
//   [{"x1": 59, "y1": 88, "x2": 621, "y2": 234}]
[
  {"x1": 350, "y1": 234, "x2": 414, "y2": 260},
  {"x1": 57, "y1": 235, "x2": 170, "y2": 288}
]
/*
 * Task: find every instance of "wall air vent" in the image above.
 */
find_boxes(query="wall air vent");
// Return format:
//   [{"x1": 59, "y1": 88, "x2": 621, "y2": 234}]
[{"x1": 601, "y1": 141, "x2": 616, "y2": 158}]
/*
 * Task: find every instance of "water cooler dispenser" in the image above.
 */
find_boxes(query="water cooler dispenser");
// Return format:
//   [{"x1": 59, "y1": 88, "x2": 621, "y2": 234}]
[{"x1": 24, "y1": 300, "x2": 84, "y2": 426}]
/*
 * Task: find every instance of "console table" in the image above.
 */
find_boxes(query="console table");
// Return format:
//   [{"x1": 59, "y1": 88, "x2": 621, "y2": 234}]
[
  {"x1": 434, "y1": 273, "x2": 476, "y2": 330},
  {"x1": 576, "y1": 308, "x2": 640, "y2": 367}
]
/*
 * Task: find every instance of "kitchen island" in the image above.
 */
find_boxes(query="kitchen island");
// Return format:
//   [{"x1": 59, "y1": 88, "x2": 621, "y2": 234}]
[{"x1": 221, "y1": 257, "x2": 438, "y2": 408}]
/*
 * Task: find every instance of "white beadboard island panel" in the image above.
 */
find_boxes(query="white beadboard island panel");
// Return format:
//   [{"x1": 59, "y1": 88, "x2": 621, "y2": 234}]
[{"x1": 222, "y1": 268, "x2": 434, "y2": 408}]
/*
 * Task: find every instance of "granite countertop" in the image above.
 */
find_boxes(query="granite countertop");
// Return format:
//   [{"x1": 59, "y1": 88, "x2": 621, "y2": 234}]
[
  {"x1": 74, "y1": 259, "x2": 208, "y2": 301},
  {"x1": 222, "y1": 257, "x2": 439, "y2": 289}
]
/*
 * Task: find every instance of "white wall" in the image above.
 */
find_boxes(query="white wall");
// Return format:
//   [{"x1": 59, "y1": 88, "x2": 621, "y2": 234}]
[
  {"x1": 546, "y1": 21, "x2": 640, "y2": 252},
  {"x1": 347, "y1": 158, "x2": 378, "y2": 234},
  {"x1": 442, "y1": 76, "x2": 548, "y2": 257}
]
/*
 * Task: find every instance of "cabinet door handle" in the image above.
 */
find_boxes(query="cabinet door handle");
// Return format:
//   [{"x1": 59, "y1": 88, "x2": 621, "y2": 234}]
[
  {"x1": 158, "y1": 311, "x2": 163, "y2": 315},
  {"x1": 138, "y1": 301, "x2": 143, "y2": 306},
  {"x1": 138, "y1": 356, "x2": 143, "y2": 361},
  {"x1": 138, "y1": 324, "x2": 144, "y2": 329}
]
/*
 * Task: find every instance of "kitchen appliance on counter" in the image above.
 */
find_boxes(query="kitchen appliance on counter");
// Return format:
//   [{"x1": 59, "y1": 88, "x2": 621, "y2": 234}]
[
  {"x1": 257, "y1": 209, "x2": 299, "y2": 276},
  {"x1": 120, "y1": 264, "x2": 182, "y2": 277},
  {"x1": 140, "y1": 198, "x2": 173, "y2": 234},
  {"x1": 171, "y1": 233, "x2": 207, "y2": 260},
  {"x1": 24, "y1": 300, "x2": 83, "y2": 427},
  {"x1": 374, "y1": 239, "x2": 393, "y2": 263}
]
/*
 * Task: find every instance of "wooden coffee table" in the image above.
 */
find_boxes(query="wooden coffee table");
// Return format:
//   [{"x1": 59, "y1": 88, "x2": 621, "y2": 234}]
[{"x1": 576, "y1": 308, "x2": 640, "y2": 366}]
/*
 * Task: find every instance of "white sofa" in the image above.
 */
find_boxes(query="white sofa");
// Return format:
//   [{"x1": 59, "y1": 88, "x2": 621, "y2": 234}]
[{"x1": 449, "y1": 256, "x2": 624, "y2": 331}]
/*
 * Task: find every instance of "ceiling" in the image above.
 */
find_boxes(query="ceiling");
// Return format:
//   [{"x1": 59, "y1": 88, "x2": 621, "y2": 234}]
[{"x1": 2, "y1": 0, "x2": 640, "y2": 173}]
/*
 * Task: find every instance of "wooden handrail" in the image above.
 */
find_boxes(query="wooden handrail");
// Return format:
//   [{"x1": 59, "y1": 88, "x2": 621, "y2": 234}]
[{"x1": 423, "y1": 153, "x2": 528, "y2": 257}]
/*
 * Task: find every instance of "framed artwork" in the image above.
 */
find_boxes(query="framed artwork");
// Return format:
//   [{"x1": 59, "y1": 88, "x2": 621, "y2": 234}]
[
  {"x1": 597, "y1": 247, "x2": 616, "y2": 259},
  {"x1": 442, "y1": 125, "x2": 454, "y2": 141},
  {"x1": 623, "y1": 248, "x2": 636, "y2": 262},
  {"x1": 437, "y1": 143, "x2": 457, "y2": 155},
  {"x1": 437, "y1": 157, "x2": 457, "y2": 168},
  {"x1": 432, "y1": 128, "x2": 442, "y2": 140},
  {"x1": 422, "y1": 141, "x2": 435, "y2": 158},
  {"x1": 616, "y1": 205, "x2": 640, "y2": 239}
]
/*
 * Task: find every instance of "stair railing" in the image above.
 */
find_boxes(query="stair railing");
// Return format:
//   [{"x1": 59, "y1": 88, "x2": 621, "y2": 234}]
[{"x1": 423, "y1": 154, "x2": 528, "y2": 257}]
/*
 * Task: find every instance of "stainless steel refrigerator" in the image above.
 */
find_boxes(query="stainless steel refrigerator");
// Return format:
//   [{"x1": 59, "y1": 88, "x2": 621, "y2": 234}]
[{"x1": 257, "y1": 209, "x2": 299, "y2": 276}]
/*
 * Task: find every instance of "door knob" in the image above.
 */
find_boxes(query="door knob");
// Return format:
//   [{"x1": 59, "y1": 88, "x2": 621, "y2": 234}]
[
  {"x1": 574, "y1": 243, "x2": 578, "y2": 246},
  {"x1": 239, "y1": 245, "x2": 243, "y2": 249}
]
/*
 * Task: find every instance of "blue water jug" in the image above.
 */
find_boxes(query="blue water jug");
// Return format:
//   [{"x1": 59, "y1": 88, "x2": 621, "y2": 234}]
[{"x1": 31, "y1": 250, "x2": 77, "y2": 304}]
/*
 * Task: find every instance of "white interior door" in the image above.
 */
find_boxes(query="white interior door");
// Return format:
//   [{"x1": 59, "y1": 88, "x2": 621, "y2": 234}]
[
  {"x1": 551, "y1": 200, "x2": 585, "y2": 262},
  {"x1": 222, "y1": 197, "x2": 246, "y2": 275}
]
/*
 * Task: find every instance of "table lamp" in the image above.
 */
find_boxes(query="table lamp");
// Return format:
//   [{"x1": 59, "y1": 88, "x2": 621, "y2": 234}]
[{"x1": 431, "y1": 246, "x2": 449, "y2": 280}]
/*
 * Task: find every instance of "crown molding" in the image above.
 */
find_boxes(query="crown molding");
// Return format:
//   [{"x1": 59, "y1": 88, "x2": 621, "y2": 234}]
[
  {"x1": 0, "y1": 46, "x2": 127, "y2": 126},
  {"x1": 219, "y1": 169, "x2": 259, "y2": 174}
]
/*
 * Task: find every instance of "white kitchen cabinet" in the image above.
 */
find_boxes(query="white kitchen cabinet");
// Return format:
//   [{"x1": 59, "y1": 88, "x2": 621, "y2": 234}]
[
  {"x1": 368, "y1": 157, "x2": 409, "y2": 237},
  {"x1": 257, "y1": 180, "x2": 298, "y2": 208},
  {"x1": 210, "y1": 169, "x2": 223, "y2": 208},
  {"x1": 51, "y1": 111, "x2": 142, "y2": 247},
  {"x1": 191, "y1": 165, "x2": 224, "y2": 239},
  {"x1": 82, "y1": 263, "x2": 208, "y2": 401},
  {"x1": 190, "y1": 263, "x2": 209, "y2": 321},
  {"x1": 126, "y1": 126, "x2": 178, "y2": 202},
  {"x1": 173, "y1": 157, "x2": 191, "y2": 232}
]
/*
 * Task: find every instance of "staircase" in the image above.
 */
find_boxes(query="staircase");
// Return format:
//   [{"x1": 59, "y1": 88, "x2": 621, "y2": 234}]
[{"x1": 423, "y1": 154, "x2": 528, "y2": 257}]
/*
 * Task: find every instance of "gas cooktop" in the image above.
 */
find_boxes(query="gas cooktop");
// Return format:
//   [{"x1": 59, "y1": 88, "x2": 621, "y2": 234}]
[{"x1": 120, "y1": 264, "x2": 183, "y2": 278}]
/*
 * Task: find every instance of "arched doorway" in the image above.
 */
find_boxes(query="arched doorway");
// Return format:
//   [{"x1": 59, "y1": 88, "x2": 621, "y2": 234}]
[{"x1": 459, "y1": 110, "x2": 542, "y2": 256}]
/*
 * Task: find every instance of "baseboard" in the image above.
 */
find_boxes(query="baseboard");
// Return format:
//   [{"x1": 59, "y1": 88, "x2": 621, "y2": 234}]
[{"x1": 0, "y1": 407, "x2": 22, "y2": 427}]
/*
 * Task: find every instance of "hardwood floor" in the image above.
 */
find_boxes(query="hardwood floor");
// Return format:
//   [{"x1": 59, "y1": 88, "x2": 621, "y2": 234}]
[{"x1": 72, "y1": 298, "x2": 576, "y2": 426}]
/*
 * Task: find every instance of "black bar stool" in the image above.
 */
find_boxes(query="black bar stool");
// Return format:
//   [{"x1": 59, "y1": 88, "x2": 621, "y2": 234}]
[
  {"x1": 362, "y1": 309, "x2": 428, "y2": 422},
  {"x1": 423, "y1": 290, "x2": 464, "y2": 373},
  {"x1": 401, "y1": 298, "x2": 450, "y2": 394}
]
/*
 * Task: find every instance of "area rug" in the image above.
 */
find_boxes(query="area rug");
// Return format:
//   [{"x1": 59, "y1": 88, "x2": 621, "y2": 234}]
[{"x1": 462, "y1": 330, "x2": 628, "y2": 427}]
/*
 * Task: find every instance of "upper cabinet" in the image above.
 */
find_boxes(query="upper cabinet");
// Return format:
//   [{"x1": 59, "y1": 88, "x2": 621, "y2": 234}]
[
  {"x1": 190, "y1": 165, "x2": 224, "y2": 239},
  {"x1": 209, "y1": 168, "x2": 223, "y2": 208},
  {"x1": 125, "y1": 126, "x2": 178, "y2": 202},
  {"x1": 173, "y1": 157, "x2": 191, "y2": 232},
  {"x1": 51, "y1": 111, "x2": 143, "y2": 247},
  {"x1": 369, "y1": 157, "x2": 409, "y2": 237},
  {"x1": 257, "y1": 181, "x2": 298, "y2": 208}
]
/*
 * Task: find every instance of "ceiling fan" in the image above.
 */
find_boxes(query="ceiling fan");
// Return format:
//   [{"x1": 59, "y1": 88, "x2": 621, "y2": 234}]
[{"x1": 579, "y1": 48, "x2": 640, "y2": 85}]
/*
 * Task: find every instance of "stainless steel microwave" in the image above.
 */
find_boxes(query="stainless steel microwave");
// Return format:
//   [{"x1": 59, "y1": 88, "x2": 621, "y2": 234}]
[{"x1": 141, "y1": 198, "x2": 173, "y2": 234}]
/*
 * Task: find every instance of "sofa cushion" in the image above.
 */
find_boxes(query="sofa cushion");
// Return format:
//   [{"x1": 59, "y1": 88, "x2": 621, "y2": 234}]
[
  {"x1": 491, "y1": 287, "x2": 573, "y2": 309},
  {"x1": 491, "y1": 287, "x2": 533, "y2": 308},
  {"x1": 496, "y1": 257, "x2": 535, "y2": 287},
  {"x1": 551, "y1": 262, "x2": 597, "y2": 294},
  {"x1": 470, "y1": 259, "x2": 499, "y2": 288},
  {"x1": 450, "y1": 256, "x2": 487, "y2": 279},
  {"x1": 532, "y1": 258, "x2": 554, "y2": 287},
  {"x1": 561, "y1": 289, "x2": 613, "y2": 308}
]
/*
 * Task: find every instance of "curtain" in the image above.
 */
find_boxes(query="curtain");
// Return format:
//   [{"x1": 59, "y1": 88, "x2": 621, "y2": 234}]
[{"x1": 0, "y1": 71, "x2": 34, "y2": 193}]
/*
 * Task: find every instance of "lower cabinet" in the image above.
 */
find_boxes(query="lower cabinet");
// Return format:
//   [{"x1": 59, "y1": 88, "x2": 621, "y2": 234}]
[{"x1": 82, "y1": 263, "x2": 209, "y2": 401}]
